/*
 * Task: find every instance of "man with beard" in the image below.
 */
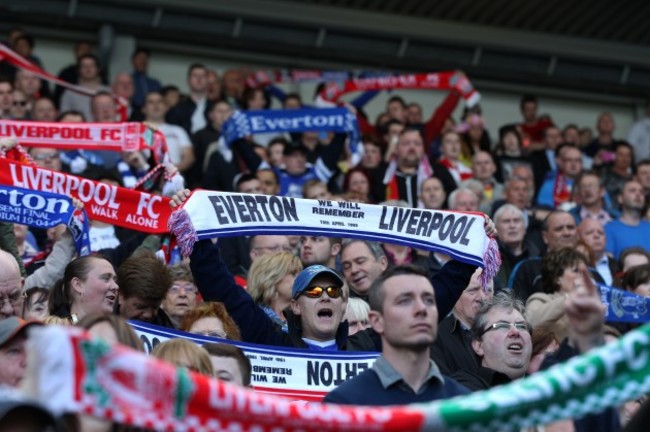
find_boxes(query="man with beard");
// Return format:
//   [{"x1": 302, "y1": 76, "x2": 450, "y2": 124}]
[
  {"x1": 324, "y1": 265, "x2": 469, "y2": 404},
  {"x1": 383, "y1": 128, "x2": 456, "y2": 207},
  {"x1": 605, "y1": 179, "x2": 650, "y2": 258}
]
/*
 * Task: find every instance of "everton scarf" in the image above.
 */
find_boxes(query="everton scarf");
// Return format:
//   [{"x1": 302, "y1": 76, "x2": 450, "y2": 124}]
[
  {"x1": 0, "y1": 157, "x2": 171, "y2": 234},
  {"x1": 0, "y1": 184, "x2": 90, "y2": 255},
  {"x1": 27, "y1": 323, "x2": 650, "y2": 431},
  {"x1": 317, "y1": 71, "x2": 480, "y2": 107},
  {"x1": 222, "y1": 108, "x2": 361, "y2": 152},
  {"x1": 0, "y1": 120, "x2": 168, "y2": 165},
  {"x1": 168, "y1": 190, "x2": 500, "y2": 288},
  {"x1": 600, "y1": 284, "x2": 650, "y2": 324},
  {"x1": 0, "y1": 43, "x2": 130, "y2": 121}
]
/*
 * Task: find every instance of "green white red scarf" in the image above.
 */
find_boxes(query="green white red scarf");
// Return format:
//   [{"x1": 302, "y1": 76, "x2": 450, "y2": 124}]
[{"x1": 26, "y1": 322, "x2": 650, "y2": 431}]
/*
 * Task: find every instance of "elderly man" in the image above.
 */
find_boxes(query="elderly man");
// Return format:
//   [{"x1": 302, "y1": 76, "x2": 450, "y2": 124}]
[
  {"x1": 0, "y1": 251, "x2": 24, "y2": 320},
  {"x1": 324, "y1": 265, "x2": 469, "y2": 404},
  {"x1": 431, "y1": 268, "x2": 493, "y2": 376},
  {"x1": 448, "y1": 187, "x2": 480, "y2": 212},
  {"x1": 578, "y1": 218, "x2": 617, "y2": 286},
  {"x1": 494, "y1": 204, "x2": 540, "y2": 287}
]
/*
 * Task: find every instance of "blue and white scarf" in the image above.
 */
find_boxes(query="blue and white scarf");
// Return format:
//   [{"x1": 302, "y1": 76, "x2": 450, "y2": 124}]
[
  {"x1": 222, "y1": 108, "x2": 361, "y2": 153},
  {"x1": 0, "y1": 185, "x2": 90, "y2": 256},
  {"x1": 600, "y1": 284, "x2": 650, "y2": 324}
]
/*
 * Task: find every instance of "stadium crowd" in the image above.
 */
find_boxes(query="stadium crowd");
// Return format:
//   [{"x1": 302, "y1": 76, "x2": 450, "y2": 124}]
[{"x1": 0, "y1": 27, "x2": 649, "y2": 431}]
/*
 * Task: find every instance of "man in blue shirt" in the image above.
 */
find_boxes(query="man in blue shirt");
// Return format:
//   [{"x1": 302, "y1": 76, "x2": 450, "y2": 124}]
[{"x1": 605, "y1": 179, "x2": 650, "y2": 259}]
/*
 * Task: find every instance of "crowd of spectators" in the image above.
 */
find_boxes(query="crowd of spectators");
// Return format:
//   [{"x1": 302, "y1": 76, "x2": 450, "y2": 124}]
[{"x1": 0, "y1": 27, "x2": 650, "y2": 431}]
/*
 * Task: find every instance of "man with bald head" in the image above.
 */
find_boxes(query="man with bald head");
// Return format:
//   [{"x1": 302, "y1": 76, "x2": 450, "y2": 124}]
[
  {"x1": 578, "y1": 219, "x2": 616, "y2": 286},
  {"x1": 0, "y1": 250, "x2": 24, "y2": 320}
]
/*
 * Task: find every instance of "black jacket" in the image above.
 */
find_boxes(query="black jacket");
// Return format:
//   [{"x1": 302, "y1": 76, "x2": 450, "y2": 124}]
[{"x1": 430, "y1": 314, "x2": 479, "y2": 376}]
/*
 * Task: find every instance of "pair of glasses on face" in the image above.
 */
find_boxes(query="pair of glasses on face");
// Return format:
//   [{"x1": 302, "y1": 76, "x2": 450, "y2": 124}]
[
  {"x1": 301, "y1": 286, "x2": 342, "y2": 299},
  {"x1": 0, "y1": 292, "x2": 26, "y2": 308},
  {"x1": 480, "y1": 321, "x2": 530, "y2": 336},
  {"x1": 194, "y1": 330, "x2": 227, "y2": 339}
]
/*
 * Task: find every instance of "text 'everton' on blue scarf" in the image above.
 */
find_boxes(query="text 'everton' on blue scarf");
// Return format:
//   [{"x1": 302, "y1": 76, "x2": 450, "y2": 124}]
[
  {"x1": 222, "y1": 107, "x2": 361, "y2": 152},
  {"x1": 0, "y1": 185, "x2": 90, "y2": 256}
]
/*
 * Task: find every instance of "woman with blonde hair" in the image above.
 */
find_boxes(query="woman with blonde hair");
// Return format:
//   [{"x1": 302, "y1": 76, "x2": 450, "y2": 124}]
[
  {"x1": 246, "y1": 252, "x2": 302, "y2": 333},
  {"x1": 151, "y1": 339, "x2": 214, "y2": 376},
  {"x1": 181, "y1": 302, "x2": 241, "y2": 341}
]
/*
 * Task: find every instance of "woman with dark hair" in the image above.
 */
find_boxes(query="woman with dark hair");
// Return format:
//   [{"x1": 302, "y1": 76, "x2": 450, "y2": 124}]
[
  {"x1": 525, "y1": 248, "x2": 590, "y2": 342},
  {"x1": 342, "y1": 167, "x2": 373, "y2": 203},
  {"x1": 22, "y1": 287, "x2": 49, "y2": 321},
  {"x1": 622, "y1": 264, "x2": 650, "y2": 297},
  {"x1": 48, "y1": 255, "x2": 119, "y2": 323},
  {"x1": 493, "y1": 125, "x2": 531, "y2": 183},
  {"x1": 181, "y1": 302, "x2": 241, "y2": 341},
  {"x1": 460, "y1": 113, "x2": 491, "y2": 156}
]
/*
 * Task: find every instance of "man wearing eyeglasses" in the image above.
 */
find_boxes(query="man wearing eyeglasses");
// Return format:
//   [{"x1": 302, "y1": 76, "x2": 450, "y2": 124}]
[
  {"x1": 249, "y1": 235, "x2": 292, "y2": 262},
  {"x1": 451, "y1": 291, "x2": 532, "y2": 391}
]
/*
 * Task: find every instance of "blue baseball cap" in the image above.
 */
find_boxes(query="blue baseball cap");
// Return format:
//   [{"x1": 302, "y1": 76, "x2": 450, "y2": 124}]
[{"x1": 291, "y1": 265, "x2": 344, "y2": 299}]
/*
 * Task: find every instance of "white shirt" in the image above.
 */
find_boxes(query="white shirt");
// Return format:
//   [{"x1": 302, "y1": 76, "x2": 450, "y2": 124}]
[
  {"x1": 595, "y1": 255, "x2": 614, "y2": 286},
  {"x1": 89, "y1": 225, "x2": 120, "y2": 252},
  {"x1": 190, "y1": 98, "x2": 207, "y2": 133},
  {"x1": 628, "y1": 117, "x2": 650, "y2": 161},
  {"x1": 158, "y1": 123, "x2": 191, "y2": 165}
]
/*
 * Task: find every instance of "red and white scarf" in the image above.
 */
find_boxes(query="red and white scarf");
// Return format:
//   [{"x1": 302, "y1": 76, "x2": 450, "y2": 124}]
[
  {"x1": 316, "y1": 71, "x2": 480, "y2": 106},
  {"x1": 0, "y1": 120, "x2": 168, "y2": 164}
]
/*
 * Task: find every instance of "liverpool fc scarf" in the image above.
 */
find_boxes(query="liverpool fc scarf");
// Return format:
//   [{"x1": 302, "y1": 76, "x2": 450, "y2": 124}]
[
  {"x1": 0, "y1": 157, "x2": 171, "y2": 233},
  {"x1": 168, "y1": 190, "x2": 500, "y2": 287},
  {"x1": 222, "y1": 108, "x2": 361, "y2": 151},
  {"x1": 317, "y1": 71, "x2": 480, "y2": 107},
  {"x1": 0, "y1": 120, "x2": 168, "y2": 165},
  {"x1": 27, "y1": 323, "x2": 650, "y2": 431},
  {"x1": 0, "y1": 184, "x2": 90, "y2": 255}
]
